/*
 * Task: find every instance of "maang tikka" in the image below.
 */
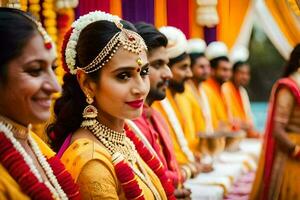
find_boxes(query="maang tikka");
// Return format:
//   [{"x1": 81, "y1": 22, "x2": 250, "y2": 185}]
[{"x1": 81, "y1": 94, "x2": 98, "y2": 128}]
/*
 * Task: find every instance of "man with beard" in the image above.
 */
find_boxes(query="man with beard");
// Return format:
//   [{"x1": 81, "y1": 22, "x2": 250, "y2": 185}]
[
  {"x1": 129, "y1": 22, "x2": 193, "y2": 199},
  {"x1": 151, "y1": 26, "x2": 205, "y2": 177},
  {"x1": 175, "y1": 39, "x2": 214, "y2": 154},
  {"x1": 222, "y1": 46, "x2": 260, "y2": 137},
  {"x1": 202, "y1": 41, "x2": 233, "y2": 131}
]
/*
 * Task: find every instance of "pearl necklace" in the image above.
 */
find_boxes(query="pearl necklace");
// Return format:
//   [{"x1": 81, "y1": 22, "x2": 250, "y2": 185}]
[
  {"x1": 81, "y1": 120, "x2": 162, "y2": 200},
  {"x1": 0, "y1": 120, "x2": 68, "y2": 200}
]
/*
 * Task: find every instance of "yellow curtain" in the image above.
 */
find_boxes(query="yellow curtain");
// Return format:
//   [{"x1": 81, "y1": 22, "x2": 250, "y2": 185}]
[
  {"x1": 154, "y1": 0, "x2": 167, "y2": 28},
  {"x1": 265, "y1": 0, "x2": 300, "y2": 47},
  {"x1": 217, "y1": 0, "x2": 252, "y2": 49},
  {"x1": 188, "y1": 0, "x2": 204, "y2": 39}
]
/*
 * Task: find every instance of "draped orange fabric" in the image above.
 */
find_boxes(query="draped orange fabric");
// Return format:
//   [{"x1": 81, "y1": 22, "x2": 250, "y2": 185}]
[
  {"x1": 175, "y1": 83, "x2": 205, "y2": 152},
  {"x1": 202, "y1": 78, "x2": 229, "y2": 130},
  {"x1": 154, "y1": 0, "x2": 167, "y2": 28},
  {"x1": 217, "y1": 0, "x2": 251, "y2": 49},
  {"x1": 188, "y1": 0, "x2": 204, "y2": 39},
  {"x1": 222, "y1": 81, "x2": 246, "y2": 122},
  {"x1": 110, "y1": 0, "x2": 122, "y2": 17},
  {"x1": 265, "y1": 0, "x2": 300, "y2": 46}
]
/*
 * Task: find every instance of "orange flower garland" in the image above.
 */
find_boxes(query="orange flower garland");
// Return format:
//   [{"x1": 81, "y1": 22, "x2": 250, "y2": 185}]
[
  {"x1": 19, "y1": 0, "x2": 28, "y2": 11},
  {"x1": 42, "y1": 0, "x2": 57, "y2": 43},
  {"x1": 28, "y1": 0, "x2": 40, "y2": 20}
]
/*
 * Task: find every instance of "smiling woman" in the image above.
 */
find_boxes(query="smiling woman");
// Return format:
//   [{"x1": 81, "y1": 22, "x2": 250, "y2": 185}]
[
  {"x1": 0, "y1": 7, "x2": 79, "y2": 200},
  {"x1": 47, "y1": 11, "x2": 172, "y2": 200}
]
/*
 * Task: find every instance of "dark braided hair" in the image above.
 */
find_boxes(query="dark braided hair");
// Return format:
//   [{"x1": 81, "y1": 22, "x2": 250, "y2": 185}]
[{"x1": 282, "y1": 44, "x2": 300, "y2": 77}]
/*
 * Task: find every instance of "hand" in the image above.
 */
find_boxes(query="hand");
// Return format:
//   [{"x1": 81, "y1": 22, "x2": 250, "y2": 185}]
[
  {"x1": 180, "y1": 167, "x2": 189, "y2": 181},
  {"x1": 194, "y1": 152, "x2": 202, "y2": 162},
  {"x1": 192, "y1": 162, "x2": 203, "y2": 177},
  {"x1": 174, "y1": 187, "x2": 191, "y2": 200},
  {"x1": 200, "y1": 163, "x2": 213, "y2": 173}
]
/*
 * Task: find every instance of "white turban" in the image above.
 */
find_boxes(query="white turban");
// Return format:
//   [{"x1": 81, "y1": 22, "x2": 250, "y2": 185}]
[
  {"x1": 187, "y1": 38, "x2": 207, "y2": 54},
  {"x1": 205, "y1": 41, "x2": 228, "y2": 61},
  {"x1": 159, "y1": 26, "x2": 188, "y2": 59},
  {"x1": 230, "y1": 45, "x2": 249, "y2": 63}
]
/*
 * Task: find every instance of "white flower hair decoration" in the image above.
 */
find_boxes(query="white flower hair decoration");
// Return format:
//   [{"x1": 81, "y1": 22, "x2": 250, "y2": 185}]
[
  {"x1": 64, "y1": 11, "x2": 147, "y2": 75},
  {"x1": 65, "y1": 11, "x2": 121, "y2": 74}
]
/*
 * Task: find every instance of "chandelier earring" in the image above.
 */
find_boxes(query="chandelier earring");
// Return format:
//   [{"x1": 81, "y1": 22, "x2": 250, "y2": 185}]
[{"x1": 81, "y1": 94, "x2": 98, "y2": 128}]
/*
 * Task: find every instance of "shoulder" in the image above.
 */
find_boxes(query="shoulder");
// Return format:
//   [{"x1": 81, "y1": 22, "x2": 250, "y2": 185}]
[
  {"x1": 61, "y1": 138, "x2": 114, "y2": 181},
  {"x1": 275, "y1": 87, "x2": 295, "y2": 108}
]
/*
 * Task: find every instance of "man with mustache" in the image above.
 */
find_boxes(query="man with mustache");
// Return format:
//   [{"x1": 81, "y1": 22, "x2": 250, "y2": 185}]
[
  {"x1": 129, "y1": 22, "x2": 192, "y2": 199},
  {"x1": 222, "y1": 46, "x2": 260, "y2": 137},
  {"x1": 151, "y1": 26, "x2": 206, "y2": 178},
  {"x1": 202, "y1": 41, "x2": 233, "y2": 131},
  {"x1": 175, "y1": 39, "x2": 214, "y2": 154}
]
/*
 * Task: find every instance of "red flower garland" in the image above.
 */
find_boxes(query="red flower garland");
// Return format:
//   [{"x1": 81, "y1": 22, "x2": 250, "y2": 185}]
[
  {"x1": 113, "y1": 157, "x2": 145, "y2": 200},
  {"x1": 0, "y1": 132, "x2": 80, "y2": 200},
  {"x1": 125, "y1": 126, "x2": 176, "y2": 200},
  {"x1": 61, "y1": 27, "x2": 73, "y2": 74}
]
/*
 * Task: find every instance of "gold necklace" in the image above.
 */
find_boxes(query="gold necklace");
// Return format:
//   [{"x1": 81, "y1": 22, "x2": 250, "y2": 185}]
[
  {"x1": 82, "y1": 120, "x2": 137, "y2": 163},
  {"x1": 81, "y1": 120, "x2": 162, "y2": 200},
  {"x1": 0, "y1": 115, "x2": 29, "y2": 140}
]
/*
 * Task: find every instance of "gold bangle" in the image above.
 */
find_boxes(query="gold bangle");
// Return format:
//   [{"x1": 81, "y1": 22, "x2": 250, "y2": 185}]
[
  {"x1": 187, "y1": 163, "x2": 197, "y2": 177},
  {"x1": 181, "y1": 166, "x2": 192, "y2": 179}
]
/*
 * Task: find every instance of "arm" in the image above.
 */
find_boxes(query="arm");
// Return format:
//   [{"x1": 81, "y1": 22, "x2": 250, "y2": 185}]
[
  {"x1": 77, "y1": 160, "x2": 119, "y2": 200},
  {"x1": 272, "y1": 88, "x2": 296, "y2": 154}
]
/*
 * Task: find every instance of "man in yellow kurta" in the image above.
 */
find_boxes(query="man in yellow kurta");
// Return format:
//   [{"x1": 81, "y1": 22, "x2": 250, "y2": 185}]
[
  {"x1": 222, "y1": 46, "x2": 260, "y2": 137},
  {"x1": 153, "y1": 26, "x2": 194, "y2": 165},
  {"x1": 175, "y1": 39, "x2": 214, "y2": 154},
  {"x1": 202, "y1": 42, "x2": 233, "y2": 131}
]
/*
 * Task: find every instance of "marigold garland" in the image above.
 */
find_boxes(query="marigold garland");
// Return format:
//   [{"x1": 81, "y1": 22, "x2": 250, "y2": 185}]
[
  {"x1": 28, "y1": 0, "x2": 40, "y2": 20},
  {"x1": 19, "y1": 0, "x2": 28, "y2": 11},
  {"x1": 42, "y1": 0, "x2": 57, "y2": 42}
]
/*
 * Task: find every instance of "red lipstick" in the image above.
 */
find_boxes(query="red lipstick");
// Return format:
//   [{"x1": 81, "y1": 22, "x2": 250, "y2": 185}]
[{"x1": 125, "y1": 99, "x2": 144, "y2": 109}]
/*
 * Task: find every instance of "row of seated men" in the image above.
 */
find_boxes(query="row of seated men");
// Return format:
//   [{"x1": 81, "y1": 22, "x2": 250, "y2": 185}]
[{"x1": 125, "y1": 22, "x2": 260, "y2": 193}]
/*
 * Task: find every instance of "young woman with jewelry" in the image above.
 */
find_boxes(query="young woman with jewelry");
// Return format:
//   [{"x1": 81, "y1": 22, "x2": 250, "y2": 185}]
[
  {"x1": 47, "y1": 11, "x2": 174, "y2": 200},
  {"x1": 0, "y1": 8, "x2": 80, "y2": 200}
]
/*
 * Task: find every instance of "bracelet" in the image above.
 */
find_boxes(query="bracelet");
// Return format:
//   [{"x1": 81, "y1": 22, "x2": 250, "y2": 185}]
[
  {"x1": 187, "y1": 163, "x2": 198, "y2": 178},
  {"x1": 181, "y1": 166, "x2": 192, "y2": 180}
]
